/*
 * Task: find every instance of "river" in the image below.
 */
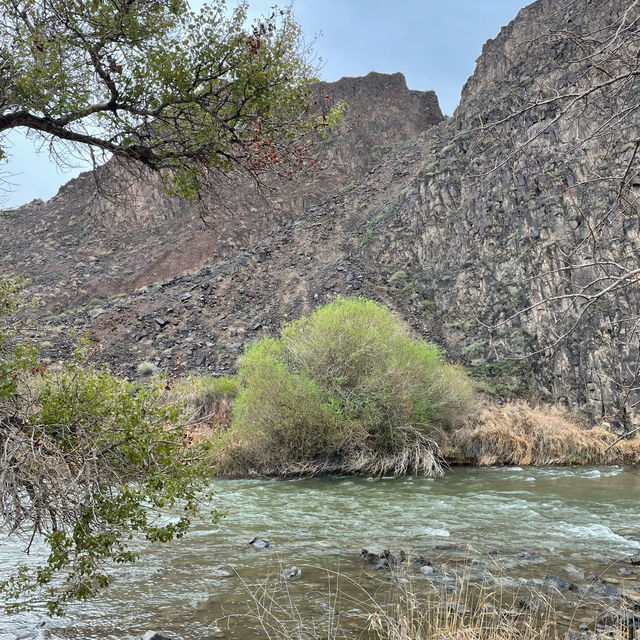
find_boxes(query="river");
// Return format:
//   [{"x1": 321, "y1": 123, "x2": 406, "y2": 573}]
[{"x1": 2, "y1": 466, "x2": 639, "y2": 639}]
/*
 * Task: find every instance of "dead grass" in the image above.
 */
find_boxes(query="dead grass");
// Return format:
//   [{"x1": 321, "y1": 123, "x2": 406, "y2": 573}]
[
  {"x1": 238, "y1": 564, "x2": 594, "y2": 640},
  {"x1": 449, "y1": 399, "x2": 640, "y2": 466},
  {"x1": 214, "y1": 426, "x2": 444, "y2": 478}
]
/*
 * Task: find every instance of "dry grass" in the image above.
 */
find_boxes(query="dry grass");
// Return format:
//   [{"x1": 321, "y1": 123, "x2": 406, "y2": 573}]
[
  {"x1": 236, "y1": 564, "x2": 595, "y2": 640},
  {"x1": 449, "y1": 399, "x2": 640, "y2": 466},
  {"x1": 214, "y1": 427, "x2": 444, "y2": 478},
  {"x1": 368, "y1": 586, "x2": 559, "y2": 640}
]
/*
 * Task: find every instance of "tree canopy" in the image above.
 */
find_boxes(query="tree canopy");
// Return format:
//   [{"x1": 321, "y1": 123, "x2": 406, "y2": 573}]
[{"x1": 0, "y1": 0, "x2": 341, "y2": 199}]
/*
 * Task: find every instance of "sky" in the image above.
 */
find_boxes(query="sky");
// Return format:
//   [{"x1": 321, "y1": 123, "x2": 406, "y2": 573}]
[{"x1": 2, "y1": 0, "x2": 527, "y2": 209}]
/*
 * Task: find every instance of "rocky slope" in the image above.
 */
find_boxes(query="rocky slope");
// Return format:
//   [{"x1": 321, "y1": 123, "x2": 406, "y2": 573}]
[
  {"x1": 1, "y1": 72, "x2": 442, "y2": 314},
  {"x1": 3, "y1": 0, "x2": 639, "y2": 426}
]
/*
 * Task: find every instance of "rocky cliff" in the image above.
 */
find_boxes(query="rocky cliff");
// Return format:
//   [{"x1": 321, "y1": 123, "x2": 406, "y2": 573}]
[
  {"x1": 2, "y1": 0, "x2": 639, "y2": 426},
  {"x1": 0, "y1": 72, "x2": 442, "y2": 314}
]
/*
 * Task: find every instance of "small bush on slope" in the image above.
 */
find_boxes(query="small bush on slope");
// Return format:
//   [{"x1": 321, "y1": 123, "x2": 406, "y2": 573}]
[{"x1": 219, "y1": 297, "x2": 475, "y2": 476}]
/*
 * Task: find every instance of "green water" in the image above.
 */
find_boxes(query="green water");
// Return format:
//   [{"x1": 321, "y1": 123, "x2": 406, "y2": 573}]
[{"x1": 2, "y1": 466, "x2": 639, "y2": 639}]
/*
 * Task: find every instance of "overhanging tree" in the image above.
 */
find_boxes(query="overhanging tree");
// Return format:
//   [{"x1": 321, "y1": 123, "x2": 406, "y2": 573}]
[
  {"x1": 0, "y1": 277, "x2": 220, "y2": 615},
  {"x1": 0, "y1": 0, "x2": 342, "y2": 200},
  {"x1": 0, "y1": 0, "x2": 343, "y2": 614}
]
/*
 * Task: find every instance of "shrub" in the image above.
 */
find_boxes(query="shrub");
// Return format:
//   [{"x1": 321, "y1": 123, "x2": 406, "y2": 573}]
[
  {"x1": 0, "y1": 276, "x2": 37, "y2": 404},
  {"x1": 0, "y1": 278, "x2": 218, "y2": 615},
  {"x1": 222, "y1": 297, "x2": 475, "y2": 476},
  {"x1": 176, "y1": 374, "x2": 239, "y2": 423},
  {"x1": 136, "y1": 360, "x2": 159, "y2": 376}
]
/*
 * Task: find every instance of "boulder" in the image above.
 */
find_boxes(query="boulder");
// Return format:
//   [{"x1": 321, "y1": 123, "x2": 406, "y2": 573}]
[{"x1": 249, "y1": 537, "x2": 272, "y2": 550}]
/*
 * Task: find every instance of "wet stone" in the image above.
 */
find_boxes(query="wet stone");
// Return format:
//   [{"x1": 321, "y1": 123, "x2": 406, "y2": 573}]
[
  {"x1": 411, "y1": 556, "x2": 432, "y2": 569},
  {"x1": 282, "y1": 566, "x2": 302, "y2": 581},
  {"x1": 249, "y1": 537, "x2": 272, "y2": 550},
  {"x1": 545, "y1": 574, "x2": 578, "y2": 592},
  {"x1": 519, "y1": 596, "x2": 546, "y2": 613}
]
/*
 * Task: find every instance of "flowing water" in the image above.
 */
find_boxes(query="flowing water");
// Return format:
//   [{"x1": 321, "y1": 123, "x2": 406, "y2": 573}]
[{"x1": 2, "y1": 466, "x2": 640, "y2": 640}]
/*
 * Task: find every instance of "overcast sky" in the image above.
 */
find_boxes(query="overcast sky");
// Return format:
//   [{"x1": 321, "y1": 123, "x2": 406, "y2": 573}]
[{"x1": 2, "y1": 0, "x2": 527, "y2": 209}]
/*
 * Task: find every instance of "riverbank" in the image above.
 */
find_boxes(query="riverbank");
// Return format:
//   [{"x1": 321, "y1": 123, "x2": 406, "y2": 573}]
[
  {"x1": 447, "y1": 399, "x2": 640, "y2": 467},
  {"x1": 180, "y1": 382, "x2": 640, "y2": 476}
]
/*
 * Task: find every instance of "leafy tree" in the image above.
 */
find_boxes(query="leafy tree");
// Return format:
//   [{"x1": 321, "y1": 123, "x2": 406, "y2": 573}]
[
  {"x1": 0, "y1": 277, "x2": 219, "y2": 615},
  {"x1": 0, "y1": 0, "x2": 342, "y2": 199}
]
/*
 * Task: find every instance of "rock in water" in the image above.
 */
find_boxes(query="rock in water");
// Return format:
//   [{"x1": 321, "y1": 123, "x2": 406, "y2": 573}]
[
  {"x1": 544, "y1": 574, "x2": 578, "y2": 592},
  {"x1": 519, "y1": 596, "x2": 546, "y2": 613},
  {"x1": 597, "y1": 609, "x2": 640, "y2": 637},
  {"x1": 411, "y1": 556, "x2": 432, "y2": 569},
  {"x1": 249, "y1": 537, "x2": 272, "y2": 550},
  {"x1": 282, "y1": 566, "x2": 302, "y2": 581},
  {"x1": 142, "y1": 633, "x2": 174, "y2": 640},
  {"x1": 360, "y1": 545, "x2": 386, "y2": 563}
]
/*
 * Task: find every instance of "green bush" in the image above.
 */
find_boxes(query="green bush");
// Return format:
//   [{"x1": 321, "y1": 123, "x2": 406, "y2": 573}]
[
  {"x1": 0, "y1": 278, "x2": 219, "y2": 615},
  {"x1": 0, "y1": 276, "x2": 37, "y2": 403},
  {"x1": 226, "y1": 297, "x2": 474, "y2": 475},
  {"x1": 232, "y1": 338, "x2": 345, "y2": 461},
  {"x1": 177, "y1": 373, "x2": 239, "y2": 420}
]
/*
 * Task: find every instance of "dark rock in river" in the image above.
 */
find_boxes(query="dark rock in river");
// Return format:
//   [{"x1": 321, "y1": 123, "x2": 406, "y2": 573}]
[
  {"x1": 360, "y1": 545, "x2": 386, "y2": 563},
  {"x1": 375, "y1": 550, "x2": 406, "y2": 570},
  {"x1": 597, "y1": 609, "x2": 640, "y2": 638},
  {"x1": 544, "y1": 574, "x2": 578, "y2": 592},
  {"x1": 411, "y1": 556, "x2": 432, "y2": 569},
  {"x1": 587, "y1": 578, "x2": 622, "y2": 600},
  {"x1": 519, "y1": 596, "x2": 547, "y2": 613},
  {"x1": 249, "y1": 537, "x2": 272, "y2": 550},
  {"x1": 360, "y1": 546, "x2": 406, "y2": 570},
  {"x1": 282, "y1": 566, "x2": 302, "y2": 581},
  {"x1": 142, "y1": 633, "x2": 174, "y2": 640}
]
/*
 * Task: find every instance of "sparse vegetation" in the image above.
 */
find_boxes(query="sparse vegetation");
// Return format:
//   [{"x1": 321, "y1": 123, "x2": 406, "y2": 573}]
[
  {"x1": 243, "y1": 563, "x2": 607, "y2": 640},
  {"x1": 136, "y1": 360, "x2": 159, "y2": 376},
  {"x1": 217, "y1": 297, "x2": 475, "y2": 476},
  {"x1": 177, "y1": 374, "x2": 238, "y2": 422},
  {"x1": 470, "y1": 358, "x2": 534, "y2": 398},
  {"x1": 85, "y1": 298, "x2": 105, "y2": 310},
  {"x1": 389, "y1": 269, "x2": 408, "y2": 284}
]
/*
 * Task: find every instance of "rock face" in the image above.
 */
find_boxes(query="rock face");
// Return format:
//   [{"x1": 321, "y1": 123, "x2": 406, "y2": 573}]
[
  {"x1": 0, "y1": 72, "x2": 442, "y2": 315},
  {"x1": 2, "y1": 0, "x2": 640, "y2": 425}
]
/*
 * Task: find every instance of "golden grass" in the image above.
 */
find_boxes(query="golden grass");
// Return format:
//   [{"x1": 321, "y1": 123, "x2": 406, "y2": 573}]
[
  {"x1": 449, "y1": 399, "x2": 640, "y2": 466},
  {"x1": 213, "y1": 426, "x2": 444, "y2": 478},
  {"x1": 240, "y1": 564, "x2": 586, "y2": 640}
]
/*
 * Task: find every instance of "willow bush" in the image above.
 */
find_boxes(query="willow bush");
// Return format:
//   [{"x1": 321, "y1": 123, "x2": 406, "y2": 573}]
[{"x1": 222, "y1": 297, "x2": 475, "y2": 476}]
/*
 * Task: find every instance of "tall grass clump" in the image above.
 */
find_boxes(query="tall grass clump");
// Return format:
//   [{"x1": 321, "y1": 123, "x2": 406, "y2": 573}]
[
  {"x1": 449, "y1": 399, "x2": 640, "y2": 466},
  {"x1": 219, "y1": 297, "x2": 475, "y2": 477},
  {"x1": 240, "y1": 565, "x2": 571, "y2": 640},
  {"x1": 176, "y1": 374, "x2": 238, "y2": 420}
]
